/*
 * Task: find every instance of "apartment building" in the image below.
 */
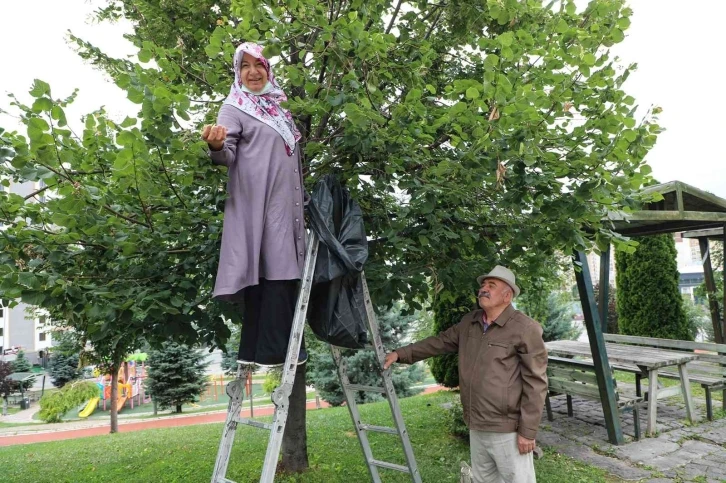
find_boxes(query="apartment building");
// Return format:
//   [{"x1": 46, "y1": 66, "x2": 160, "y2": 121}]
[{"x1": 0, "y1": 180, "x2": 53, "y2": 364}]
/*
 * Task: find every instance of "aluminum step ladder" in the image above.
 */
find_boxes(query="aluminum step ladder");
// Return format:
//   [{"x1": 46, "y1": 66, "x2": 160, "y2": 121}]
[{"x1": 210, "y1": 232, "x2": 422, "y2": 483}]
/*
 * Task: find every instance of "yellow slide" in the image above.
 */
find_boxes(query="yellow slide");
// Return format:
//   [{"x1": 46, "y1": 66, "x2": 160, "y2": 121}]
[
  {"x1": 115, "y1": 396, "x2": 128, "y2": 412},
  {"x1": 79, "y1": 397, "x2": 100, "y2": 418}
]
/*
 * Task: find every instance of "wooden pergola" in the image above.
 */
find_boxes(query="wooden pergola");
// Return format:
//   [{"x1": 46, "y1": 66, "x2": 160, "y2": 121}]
[{"x1": 574, "y1": 181, "x2": 726, "y2": 444}]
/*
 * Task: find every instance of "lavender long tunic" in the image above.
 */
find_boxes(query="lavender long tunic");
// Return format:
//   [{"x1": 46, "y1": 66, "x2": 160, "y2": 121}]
[{"x1": 210, "y1": 104, "x2": 305, "y2": 302}]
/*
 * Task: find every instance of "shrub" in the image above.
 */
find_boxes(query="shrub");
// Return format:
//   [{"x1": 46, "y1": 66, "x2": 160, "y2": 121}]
[
  {"x1": 38, "y1": 380, "x2": 99, "y2": 423},
  {"x1": 445, "y1": 397, "x2": 469, "y2": 441},
  {"x1": 429, "y1": 294, "x2": 474, "y2": 388}
]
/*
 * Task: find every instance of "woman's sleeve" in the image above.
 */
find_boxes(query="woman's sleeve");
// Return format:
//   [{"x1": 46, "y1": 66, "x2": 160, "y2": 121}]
[{"x1": 208, "y1": 105, "x2": 243, "y2": 167}]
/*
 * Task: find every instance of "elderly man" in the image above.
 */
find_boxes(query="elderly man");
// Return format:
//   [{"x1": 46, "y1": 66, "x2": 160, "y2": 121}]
[{"x1": 384, "y1": 266, "x2": 548, "y2": 483}]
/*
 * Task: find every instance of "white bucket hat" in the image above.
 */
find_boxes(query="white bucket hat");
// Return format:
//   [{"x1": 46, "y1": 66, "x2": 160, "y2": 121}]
[{"x1": 476, "y1": 265, "x2": 520, "y2": 298}]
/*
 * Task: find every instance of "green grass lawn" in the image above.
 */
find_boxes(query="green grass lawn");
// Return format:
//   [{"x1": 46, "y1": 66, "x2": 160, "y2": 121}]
[
  {"x1": 30, "y1": 384, "x2": 319, "y2": 422},
  {"x1": 0, "y1": 391, "x2": 625, "y2": 483}
]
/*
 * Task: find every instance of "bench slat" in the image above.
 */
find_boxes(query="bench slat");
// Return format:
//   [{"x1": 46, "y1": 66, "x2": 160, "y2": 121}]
[
  {"x1": 549, "y1": 379, "x2": 603, "y2": 400},
  {"x1": 604, "y1": 333, "x2": 726, "y2": 355},
  {"x1": 547, "y1": 366, "x2": 600, "y2": 386}
]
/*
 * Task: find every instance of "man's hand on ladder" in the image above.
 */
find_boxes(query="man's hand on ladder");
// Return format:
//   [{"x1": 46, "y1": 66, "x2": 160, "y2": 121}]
[{"x1": 383, "y1": 351, "x2": 399, "y2": 370}]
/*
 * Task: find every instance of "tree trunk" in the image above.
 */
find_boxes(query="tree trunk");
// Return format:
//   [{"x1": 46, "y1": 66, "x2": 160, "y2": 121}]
[
  {"x1": 2, "y1": 396, "x2": 7, "y2": 417},
  {"x1": 176, "y1": 404, "x2": 182, "y2": 413},
  {"x1": 109, "y1": 366, "x2": 119, "y2": 433},
  {"x1": 280, "y1": 364, "x2": 308, "y2": 472}
]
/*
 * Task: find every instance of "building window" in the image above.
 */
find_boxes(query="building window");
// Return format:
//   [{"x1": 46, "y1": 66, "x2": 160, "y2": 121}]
[
  {"x1": 0, "y1": 327, "x2": 3, "y2": 337},
  {"x1": 39, "y1": 332, "x2": 46, "y2": 342}
]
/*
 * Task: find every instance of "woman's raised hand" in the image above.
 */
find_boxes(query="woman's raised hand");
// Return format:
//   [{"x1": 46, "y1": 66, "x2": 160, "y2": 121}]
[{"x1": 202, "y1": 124, "x2": 228, "y2": 151}]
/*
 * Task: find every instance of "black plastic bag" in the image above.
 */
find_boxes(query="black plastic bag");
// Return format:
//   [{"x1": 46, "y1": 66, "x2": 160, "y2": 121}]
[{"x1": 306, "y1": 174, "x2": 369, "y2": 348}]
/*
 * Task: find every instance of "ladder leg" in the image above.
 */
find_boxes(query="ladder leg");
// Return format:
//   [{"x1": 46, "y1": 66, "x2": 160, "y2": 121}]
[
  {"x1": 360, "y1": 273, "x2": 422, "y2": 483},
  {"x1": 332, "y1": 345, "x2": 383, "y2": 483},
  {"x1": 259, "y1": 235, "x2": 319, "y2": 483},
  {"x1": 211, "y1": 365, "x2": 251, "y2": 483}
]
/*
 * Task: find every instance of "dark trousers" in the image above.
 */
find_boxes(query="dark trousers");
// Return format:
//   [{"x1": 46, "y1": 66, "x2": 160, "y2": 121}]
[{"x1": 238, "y1": 278, "x2": 302, "y2": 365}]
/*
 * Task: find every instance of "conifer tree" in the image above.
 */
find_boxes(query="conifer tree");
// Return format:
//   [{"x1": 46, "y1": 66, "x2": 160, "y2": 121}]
[
  {"x1": 616, "y1": 235, "x2": 694, "y2": 340},
  {"x1": 49, "y1": 353, "x2": 81, "y2": 388},
  {"x1": 145, "y1": 342, "x2": 210, "y2": 413}
]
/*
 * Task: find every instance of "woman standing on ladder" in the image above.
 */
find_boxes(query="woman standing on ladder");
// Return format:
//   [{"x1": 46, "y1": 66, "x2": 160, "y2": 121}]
[{"x1": 201, "y1": 42, "x2": 306, "y2": 367}]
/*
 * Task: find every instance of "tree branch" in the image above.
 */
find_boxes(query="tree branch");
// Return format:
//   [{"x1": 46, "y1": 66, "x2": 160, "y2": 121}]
[{"x1": 386, "y1": 0, "x2": 403, "y2": 34}]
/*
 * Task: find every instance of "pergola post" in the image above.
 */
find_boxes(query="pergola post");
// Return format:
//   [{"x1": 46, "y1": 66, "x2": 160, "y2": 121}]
[
  {"x1": 573, "y1": 250, "x2": 624, "y2": 445},
  {"x1": 598, "y1": 246, "x2": 611, "y2": 334},
  {"x1": 699, "y1": 237, "x2": 723, "y2": 344},
  {"x1": 722, "y1": 223, "x2": 726, "y2": 412}
]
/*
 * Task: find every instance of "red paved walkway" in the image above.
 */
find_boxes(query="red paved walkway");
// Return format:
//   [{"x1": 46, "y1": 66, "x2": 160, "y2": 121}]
[{"x1": 0, "y1": 385, "x2": 444, "y2": 447}]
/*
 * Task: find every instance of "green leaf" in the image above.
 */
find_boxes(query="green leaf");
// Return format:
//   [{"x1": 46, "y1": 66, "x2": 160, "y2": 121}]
[
  {"x1": 138, "y1": 49, "x2": 152, "y2": 63},
  {"x1": 425, "y1": 84, "x2": 436, "y2": 95},
  {"x1": 31, "y1": 98, "x2": 53, "y2": 113},
  {"x1": 29, "y1": 79, "x2": 50, "y2": 98},
  {"x1": 497, "y1": 32, "x2": 514, "y2": 47},
  {"x1": 611, "y1": 28, "x2": 625, "y2": 43},
  {"x1": 622, "y1": 130, "x2": 637, "y2": 142},
  {"x1": 120, "y1": 117, "x2": 137, "y2": 128},
  {"x1": 405, "y1": 88, "x2": 422, "y2": 102},
  {"x1": 555, "y1": 18, "x2": 569, "y2": 34},
  {"x1": 50, "y1": 106, "x2": 67, "y2": 126},
  {"x1": 582, "y1": 53, "x2": 596, "y2": 66},
  {"x1": 465, "y1": 87, "x2": 480, "y2": 100},
  {"x1": 17, "y1": 272, "x2": 40, "y2": 290},
  {"x1": 262, "y1": 44, "x2": 282, "y2": 58},
  {"x1": 121, "y1": 243, "x2": 137, "y2": 256}
]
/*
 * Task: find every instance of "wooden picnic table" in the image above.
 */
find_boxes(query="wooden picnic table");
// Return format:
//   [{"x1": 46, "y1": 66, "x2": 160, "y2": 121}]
[{"x1": 545, "y1": 339, "x2": 700, "y2": 437}]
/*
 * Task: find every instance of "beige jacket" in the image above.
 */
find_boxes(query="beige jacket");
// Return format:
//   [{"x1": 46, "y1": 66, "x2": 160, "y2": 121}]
[{"x1": 395, "y1": 304, "x2": 548, "y2": 439}]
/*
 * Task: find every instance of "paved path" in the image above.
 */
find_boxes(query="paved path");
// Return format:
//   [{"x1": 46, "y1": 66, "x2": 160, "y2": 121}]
[
  {"x1": 0, "y1": 384, "x2": 444, "y2": 447},
  {"x1": 539, "y1": 387, "x2": 726, "y2": 482}
]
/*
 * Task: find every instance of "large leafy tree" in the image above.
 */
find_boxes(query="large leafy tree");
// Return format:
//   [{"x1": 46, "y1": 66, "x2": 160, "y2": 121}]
[{"x1": 0, "y1": 0, "x2": 660, "y2": 472}]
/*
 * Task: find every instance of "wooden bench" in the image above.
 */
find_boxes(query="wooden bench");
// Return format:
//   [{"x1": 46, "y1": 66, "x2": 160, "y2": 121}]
[
  {"x1": 545, "y1": 356, "x2": 642, "y2": 440},
  {"x1": 604, "y1": 334, "x2": 726, "y2": 421}
]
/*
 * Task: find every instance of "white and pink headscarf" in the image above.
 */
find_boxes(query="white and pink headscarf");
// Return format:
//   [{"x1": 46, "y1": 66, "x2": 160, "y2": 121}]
[{"x1": 224, "y1": 42, "x2": 301, "y2": 156}]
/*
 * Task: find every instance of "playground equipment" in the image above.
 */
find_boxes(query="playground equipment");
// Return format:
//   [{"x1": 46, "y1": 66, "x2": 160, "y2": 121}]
[
  {"x1": 200, "y1": 374, "x2": 225, "y2": 402},
  {"x1": 79, "y1": 354, "x2": 149, "y2": 416},
  {"x1": 78, "y1": 383, "x2": 104, "y2": 418}
]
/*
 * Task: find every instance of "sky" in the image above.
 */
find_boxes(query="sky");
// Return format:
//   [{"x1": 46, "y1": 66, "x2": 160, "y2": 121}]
[{"x1": 0, "y1": 0, "x2": 724, "y2": 199}]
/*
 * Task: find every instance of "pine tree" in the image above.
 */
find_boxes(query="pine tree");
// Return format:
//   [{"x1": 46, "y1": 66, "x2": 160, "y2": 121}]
[
  {"x1": 616, "y1": 235, "x2": 695, "y2": 340},
  {"x1": 429, "y1": 294, "x2": 475, "y2": 388},
  {"x1": 11, "y1": 349, "x2": 32, "y2": 372},
  {"x1": 11, "y1": 350, "x2": 36, "y2": 390},
  {"x1": 537, "y1": 293, "x2": 581, "y2": 342},
  {"x1": 307, "y1": 304, "x2": 425, "y2": 406},
  {"x1": 49, "y1": 353, "x2": 81, "y2": 388},
  {"x1": 145, "y1": 343, "x2": 210, "y2": 413}
]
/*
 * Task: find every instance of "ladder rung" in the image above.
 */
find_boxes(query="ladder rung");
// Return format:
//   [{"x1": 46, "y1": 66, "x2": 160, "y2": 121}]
[
  {"x1": 345, "y1": 384, "x2": 385, "y2": 393},
  {"x1": 370, "y1": 459, "x2": 411, "y2": 473},
  {"x1": 359, "y1": 423, "x2": 398, "y2": 435},
  {"x1": 213, "y1": 479, "x2": 236, "y2": 483},
  {"x1": 236, "y1": 417, "x2": 273, "y2": 430}
]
